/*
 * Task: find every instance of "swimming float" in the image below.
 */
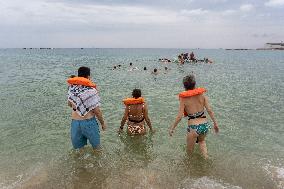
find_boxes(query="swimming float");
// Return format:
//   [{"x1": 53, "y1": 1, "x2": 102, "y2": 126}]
[
  {"x1": 67, "y1": 77, "x2": 97, "y2": 88},
  {"x1": 123, "y1": 97, "x2": 145, "y2": 105}
]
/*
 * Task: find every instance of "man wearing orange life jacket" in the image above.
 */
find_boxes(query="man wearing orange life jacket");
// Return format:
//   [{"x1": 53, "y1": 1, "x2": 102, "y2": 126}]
[{"x1": 67, "y1": 67, "x2": 107, "y2": 151}]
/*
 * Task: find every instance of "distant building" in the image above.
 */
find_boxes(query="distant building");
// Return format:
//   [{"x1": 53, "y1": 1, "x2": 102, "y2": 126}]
[{"x1": 265, "y1": 42, "x2": 284, "y2": 49}]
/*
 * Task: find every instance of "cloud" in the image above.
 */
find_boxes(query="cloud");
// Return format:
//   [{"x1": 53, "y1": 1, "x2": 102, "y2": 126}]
[
  {"x1": 180, "y1": 8, "x2": 209, "y2": 16},
  {"x1": 0, "y1": 0, "x2": 179, "y2": 26},
  {"x1": 252, "y1": 33, "x2": 274, "y2": 38},
  {"x1": 221, "y1": 9, "x2": 237, "y2": 16},
  {"x1": 265, "y1": 0, "x2": 284, "y2": 7},
  {"x1": 0, "y1": 0, "x2": 283, "y2": 48},
  {"x1": 240, "y1": 4, "x2": 254, "y2": 12}
]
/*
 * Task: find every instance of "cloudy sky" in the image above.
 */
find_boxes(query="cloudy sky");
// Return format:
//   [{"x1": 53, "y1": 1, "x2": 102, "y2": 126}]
[{"x1": 0, "y1": 0, "x2": 283, "y2": 48}]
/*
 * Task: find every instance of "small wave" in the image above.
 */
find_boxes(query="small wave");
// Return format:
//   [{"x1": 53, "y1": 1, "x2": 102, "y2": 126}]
[
  {"x1": 180, "y1": 176, "x2": 242, "y2": 189},
  {"x1": 263, "y1": 164, "x2": 284, "y2": 189},
  {"x1": 0, "y1": 174, "x2": 23, "y2": 189},
  {"x1": 0, "y1": 163, "x2": 48, "y2": 189}
]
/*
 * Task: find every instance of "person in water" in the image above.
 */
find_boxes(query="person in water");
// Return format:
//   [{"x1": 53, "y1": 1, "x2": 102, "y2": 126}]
[
  {"x1": 143, "y1": 67, "x2": 147, "y2": 70},
  {"x1": 67, "y1": 67, "x2": 107, "y2": 151},
  {"x1": 119, "y1": 89, "x2": 153, "y2": 135},
  {"x1": 178, "y1": 55, "x2": 184, "y2": 64},
  {"x1": 169, "y1": 74, "x2": 219, "y2": 158},
  {"x1": 128, "y1": 62, "x2": 139, "y2": 71},
  {"x1": 189, "y1": 52, "x2": 196, "y2": 61},
  {"x1": 152, "y1": 68, "x2": 158, "y2": 75}
]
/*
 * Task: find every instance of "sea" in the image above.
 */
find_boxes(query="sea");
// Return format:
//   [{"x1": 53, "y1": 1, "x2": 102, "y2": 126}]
[{"x1": 0, "y1": 48, "x2": 283, "y2": 189}]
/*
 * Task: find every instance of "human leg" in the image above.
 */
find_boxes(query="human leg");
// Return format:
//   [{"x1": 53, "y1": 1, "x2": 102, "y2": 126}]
[
  {"x1": 71, "y1": 120, "x2": 87, "y2": 149},
  {"x1": 197, "y1": 134, "x2": 208, "y2": 159},
  {"x1": 81, "y1": 117, "x2": 101, "y2": 150},
  {"x1": 186, "y1": 130, "x2": 198, "y2": 155}
]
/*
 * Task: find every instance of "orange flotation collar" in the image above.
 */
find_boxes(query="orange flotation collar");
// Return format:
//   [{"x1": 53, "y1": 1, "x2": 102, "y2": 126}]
[
  {"x1": 67, "y1": 77, "x2": 97, "y2": 88},
  {"x1": 179, "y1": 88, "x2": 206, "y2": 116},
  {"x1": 123, "y1": 97, "x2": 145, "y2": 105},
  {"x1": 179, "y1": 88, "x2": 206, "y2": 98}
]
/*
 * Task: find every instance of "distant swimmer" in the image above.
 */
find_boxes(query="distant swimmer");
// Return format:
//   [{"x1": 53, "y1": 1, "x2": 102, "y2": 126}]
[
  {"x1": 143, "y1": 67, "x2": 147, "y2": 70},
  {"x1": 119, "y1": 89, "x2": 153, "y2": 135},
  {"x1": 169, "y1": 74, "x2": 219, "y2": 159},
  {"x1": 128, "y1": 62, "x2": 139, "y2": 71},
  {"x1": 178, "y1": 55, "x2": 185, "y2": 64},
  {"x1": 159, "y1": 58, "x2": 171, "y2": 63},
  {"x1": 151, "y1": 68, "x2": 158, "y2": 75},
  {"x1": 205, "y1": 58, "x2": 213, "y2": 64},
  {"x1": 113, "y1": 65, "x2": 117, "y2": 70},
  {"x1": 164, "y1": 66, "x2": 169, "y2": 74},
  {"x1": 189, "y1": 52, "x2": 196, "y2": 61}
]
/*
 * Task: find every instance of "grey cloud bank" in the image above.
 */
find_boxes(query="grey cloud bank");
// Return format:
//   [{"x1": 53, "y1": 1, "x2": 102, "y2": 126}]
[{"x1": 0, "y1": 0, "x2": 283, "y2": 48}]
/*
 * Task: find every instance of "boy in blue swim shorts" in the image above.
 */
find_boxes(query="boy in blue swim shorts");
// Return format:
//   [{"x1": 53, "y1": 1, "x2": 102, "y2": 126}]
[{"x1": 67, "y1": 67, "x2": 107, "y2": 150}]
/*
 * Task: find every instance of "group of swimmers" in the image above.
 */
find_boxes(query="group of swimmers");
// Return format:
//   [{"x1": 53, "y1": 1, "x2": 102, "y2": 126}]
[
  {"x1": 67, "y1": 66, "x2": 219, "y2": 159},
  {"x1": 112, "y1": 62, "x2": 169, "y2": 75},
  {"x1": 178, "y1": 52, "x2": 213, "y2": 64},
  {"x1": 159, "y1": 52, "x2": 213, "y2": 65}
]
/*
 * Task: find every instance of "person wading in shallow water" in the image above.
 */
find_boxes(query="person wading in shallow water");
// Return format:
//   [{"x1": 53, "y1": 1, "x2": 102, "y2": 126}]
[
  {"x1": 67, "y1": 66, "x2": 107, "y2": 152},
  {"x1": 169, "y1": 74, "x2": 219, "y2": 159},
  {"x1": 119, "y1": 89, "x2": 154, "y2": 135}
]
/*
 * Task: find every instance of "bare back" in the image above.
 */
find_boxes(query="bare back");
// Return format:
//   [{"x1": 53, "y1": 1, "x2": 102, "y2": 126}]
[
  {"x1": 183, "y1": 94, "x2": 207, "y2": 125},
  {"x1": 128, "y1": 104, "x2": 144, "y2": 121}
]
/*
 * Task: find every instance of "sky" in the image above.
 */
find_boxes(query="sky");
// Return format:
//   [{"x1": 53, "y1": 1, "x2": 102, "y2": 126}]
[{"x1": 0, "y1": 0, "x2": 283, "y2": 48}]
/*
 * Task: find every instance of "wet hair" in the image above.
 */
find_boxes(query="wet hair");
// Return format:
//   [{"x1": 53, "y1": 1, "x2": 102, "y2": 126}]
[
  {"x1": 154, "y1": 68, "x2": 157, "y2": 72},
  {"x1": 165, "y1": 67, "x2": 168, "y2": 70},
  {"x1": 183, "y1": 74, "x2": 196, "y2": 90},
  {"x1": 143, "y1": 67, "x2": 147, "y2": 70},
  {"x1": 118, "y1": 64, "x2": 121, "y2": 67},
  {"x1": 78, "y1": 66, "x2": 90, "y2": 78},
  {"x1": 113, "y1": 66, "x2": 117, "y2": 69},
  {"x1": 130, "y1": 62, "x2": 133, "y2": 66},
  {"x1": 70, "y1": 75, "x2": 76, "y2": 78},
  {"x1": 132, "y1": 89, "x2": 141, "y2": 99}
]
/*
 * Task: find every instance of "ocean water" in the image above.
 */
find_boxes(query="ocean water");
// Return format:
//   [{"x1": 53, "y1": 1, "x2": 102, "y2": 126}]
[{"x1": 0, "y1": 48, "x2": 283, "y2": 189}]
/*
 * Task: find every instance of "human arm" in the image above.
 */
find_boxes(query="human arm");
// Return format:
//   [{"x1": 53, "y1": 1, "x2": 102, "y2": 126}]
[
  {"x1": 169, "y1": 98, "x2": 185, "y2": 136},
  {"x1": 204, "y1": 96, "x2": 219, "y2": 133},
  {"x1": 67, "y1": 101, "x2": 72, "y2": 108},
  {"x1": 119, "y1": 106, "x2": 128, "y2": 133},
  {"x1": 92, "y1": 107, "x2": 107, "y2": 131},
  {"x1": 143, "y1": 103, "x2": 154, "y2": 132}
]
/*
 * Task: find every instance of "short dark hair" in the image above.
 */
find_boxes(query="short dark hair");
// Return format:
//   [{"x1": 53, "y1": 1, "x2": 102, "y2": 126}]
[
  {"x1": 154, "y1": 68, "x2": 157, "y2": 72},
  {"x1": 132, "y1": 89, "x2": 141, "y2": 99},
  {"x1": 130, "y1": 62, "x2": 133, "y2": 66},
  {"x1": 183, "y1": 74, "x2": 196, "y2": 90},
  {"x1": 78, "y1": 67, "x2": 90, "y2": 78},
  {"x1": 144, "y1": 67, "x2": 147, "y2": 70}
]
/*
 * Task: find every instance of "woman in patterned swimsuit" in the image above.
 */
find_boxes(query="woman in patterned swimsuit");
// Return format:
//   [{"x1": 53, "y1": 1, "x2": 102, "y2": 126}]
[
  {"x1": 169, "y1": 74, "x2": 219, "y2": 159},
  {"x1": 119, "y1": 89, "x2": 153, "y2": 135}
]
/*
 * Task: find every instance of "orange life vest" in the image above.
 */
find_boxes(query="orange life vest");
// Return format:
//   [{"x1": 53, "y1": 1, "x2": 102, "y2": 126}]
[
  {"x1": 67, "y1": 77, "x2": 97, "y2": 88},
  {"x1": 179, "y1": 88, "x2": 206, "y2": 98},
  {"x1": 123, "y1": 97, "x2": 145, "y2": 105},
  {"x1": 178, "y1": 88, "x2": 206, "y2": 116}
]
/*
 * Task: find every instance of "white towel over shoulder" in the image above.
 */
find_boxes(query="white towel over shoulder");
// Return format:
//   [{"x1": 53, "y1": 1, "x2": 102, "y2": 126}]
[{"x1": 67, "y1": 85, "x2": 101, "y2": 117}]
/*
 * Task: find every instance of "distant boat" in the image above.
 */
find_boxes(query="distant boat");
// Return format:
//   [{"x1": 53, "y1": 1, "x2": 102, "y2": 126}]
[{"x1": 260, "y1": 42, "x2": 284, "y2": 50}]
